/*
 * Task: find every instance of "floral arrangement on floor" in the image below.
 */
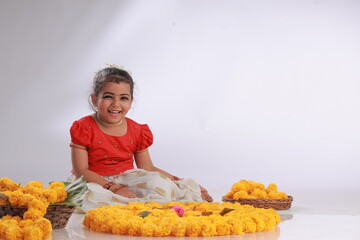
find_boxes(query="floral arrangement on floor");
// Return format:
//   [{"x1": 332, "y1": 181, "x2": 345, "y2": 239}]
[
  {"x1": 0, "y1": 177, "x2": 87, "y2": 240},
  {"x1": 224, "y1": 180, "x2": 289, "y2": 200},
  {"x1": 83, "y1": 201, "x2": 281, "y2": 237}
]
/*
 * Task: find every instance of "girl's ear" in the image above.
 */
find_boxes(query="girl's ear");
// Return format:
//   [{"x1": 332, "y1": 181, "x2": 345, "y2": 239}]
[{"x1": 91, "y1": 94, "x2": 97, "y2": 107}]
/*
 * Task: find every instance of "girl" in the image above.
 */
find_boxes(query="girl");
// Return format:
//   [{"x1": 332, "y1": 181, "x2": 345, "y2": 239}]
[{"x1": 69, "y1": 64, "x2": 212, "y2": 211}]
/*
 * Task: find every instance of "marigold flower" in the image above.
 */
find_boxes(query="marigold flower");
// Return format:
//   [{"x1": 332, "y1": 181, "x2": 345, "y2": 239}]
[
  {"x1": 231, "y1": 182, "x2": 248, "y2": 192},
  {"x1": 252, "y1": 189, "x2": 268, "y2": 199},
  {"x1": 171, "y1": 219, "x2": 186, "y2": 237},
  {"x1": 267, "y1": 183, "x2": 278, "y2": 192},
  {"x1": 111, "y1": 219, "x2": 129, "y2": 235},
  {"x1": 0, "y1": 178, "x2": 20, "y2": 192},
  {"x1": 22, "y1": 187, "x2": 44, "y2": 199},
  {"x1": 23, "y1": 209, "x2": 44, "y2": 221},
  {"x1": 199, "y1": 218, "x2": 216, "y2": 237},
  {"x1": 4, "y1": 224, "x2": 22, "y2": 240},
  {"x1": 83, "y1": 201, "x2": 281, "y2": 237},
  {"x1": 233, "y1": 190, "x2": 248, "y2": 199},
  {"x1": 0, "y1": 178, "x2": 66, "y2": 240},
  {"x1": 34, "y1": 218, "x2": 52, "y2": 238},
  {"x1": 224, "y1": 191, "x2": 233, "y2": 198},
  {"x1": 28, "y1": 199, "x2": 48, "y2": 214},
  {"x1": 18, "y1": 220, "x2": 34, "y2": 229},
  {"x1": 22, "y1": 226, "x2": 43, "y2": 240},
  {"x1": 227, "y1": 180, "x2": 289, "y2": 199},
  {"x1": 139, "y1": 222, "x2": 156, "y2": 237},
  {"x1": 278, "y1": 192, "x2": 289, "y2": 199},
  {"x1": 185, "y1": 218, "x2": 202, "y2": 237},
  {"x1": 25, "y1": 181, "x2": 44, "y2": 189},
  {"x1": 42, "y1": 189, "x2": 58, "y2": 204}
]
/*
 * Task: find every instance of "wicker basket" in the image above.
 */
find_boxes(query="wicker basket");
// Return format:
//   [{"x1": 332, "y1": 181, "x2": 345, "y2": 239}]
[
  {"x1": 0, "y1": 193, "x2": 76, "y2": 229},
  {"x1": 222, "y1": 195, "x2": 293, "y2": 210}
]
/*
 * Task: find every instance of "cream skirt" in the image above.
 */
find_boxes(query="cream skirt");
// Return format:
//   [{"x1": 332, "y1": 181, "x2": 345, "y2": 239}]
[{"x1": 68, "y1": 169, "x2": 203, "y2": 212}]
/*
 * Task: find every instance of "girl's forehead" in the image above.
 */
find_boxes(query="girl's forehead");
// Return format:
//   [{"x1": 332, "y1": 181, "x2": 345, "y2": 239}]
[{"x1": 100, "y1": 81, "x2": 131, "y2": 93}]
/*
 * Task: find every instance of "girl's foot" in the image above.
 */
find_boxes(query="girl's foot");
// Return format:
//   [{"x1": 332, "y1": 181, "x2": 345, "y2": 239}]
[{"x1": 201, "y1": 190, "x2": 213, "y2": 202}]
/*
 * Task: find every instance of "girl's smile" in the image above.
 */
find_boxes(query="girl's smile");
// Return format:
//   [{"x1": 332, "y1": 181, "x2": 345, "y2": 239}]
[{"x1": 92, "y1": 82, "x2": 132, "y2": 126}]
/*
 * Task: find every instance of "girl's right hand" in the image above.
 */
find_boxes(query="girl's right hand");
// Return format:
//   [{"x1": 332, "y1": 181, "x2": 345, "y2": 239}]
[{"x1": 111, "y1": 185, "x2": 137, "y2": 198}]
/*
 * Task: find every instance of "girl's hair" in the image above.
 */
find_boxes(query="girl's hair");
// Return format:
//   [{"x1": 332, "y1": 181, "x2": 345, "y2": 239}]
[{"x1": 92, "y1": 65, "x2": 134, "y2": 99}]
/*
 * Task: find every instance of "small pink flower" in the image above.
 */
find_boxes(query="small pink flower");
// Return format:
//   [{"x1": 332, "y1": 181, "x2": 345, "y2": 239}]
[{"x1": 171, "y1": 205, "x2": 184, "y2": 217}]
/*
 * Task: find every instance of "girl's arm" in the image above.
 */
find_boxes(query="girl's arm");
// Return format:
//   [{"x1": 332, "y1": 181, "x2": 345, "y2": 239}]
[
  {"x1": 134, "y1": 149, "x2": 176, "y2": 179},
  {"x1": 71, "y1": 147, "x2": 136, "y2": 198}
]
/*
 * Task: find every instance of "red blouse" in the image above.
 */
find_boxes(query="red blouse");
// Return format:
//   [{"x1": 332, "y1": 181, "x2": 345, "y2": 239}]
[{"x1": 69, "y1": 115, "x2": 153, "y2": 176}]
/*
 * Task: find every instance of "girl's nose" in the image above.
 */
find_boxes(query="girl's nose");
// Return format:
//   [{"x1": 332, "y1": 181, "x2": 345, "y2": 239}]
[{"x1": 112, "y1": 98, "x2": 121, "y2": 107}]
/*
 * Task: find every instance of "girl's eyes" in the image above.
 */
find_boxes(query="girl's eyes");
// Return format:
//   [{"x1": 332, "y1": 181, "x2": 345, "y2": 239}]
[{"x1": 103, "y1": 95, "x2": 129, "y2": 101}]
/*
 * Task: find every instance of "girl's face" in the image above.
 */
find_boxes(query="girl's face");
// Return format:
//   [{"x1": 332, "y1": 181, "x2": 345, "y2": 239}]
[{"x1": 92, "y1": 81, "x2": 132, "y2": 124}]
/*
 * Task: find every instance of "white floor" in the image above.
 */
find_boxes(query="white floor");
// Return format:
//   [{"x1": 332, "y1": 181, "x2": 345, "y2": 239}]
[{"x1": 52, "y1": 189, "x2": 360, "y2": 240}]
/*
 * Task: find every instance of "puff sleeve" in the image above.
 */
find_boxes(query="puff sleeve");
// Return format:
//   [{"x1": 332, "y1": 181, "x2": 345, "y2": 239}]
[
  {"x1": 69, "y1": 121, "x2": 91, "y2": 150},
  {"x1": 136, "y1": 124, "x2": 154, "y2": 152}
]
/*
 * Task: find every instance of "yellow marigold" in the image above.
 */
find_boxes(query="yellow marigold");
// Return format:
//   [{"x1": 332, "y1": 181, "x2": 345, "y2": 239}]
[
  {"x1": 23, "y1": 209, "x2": 44, "y2": 221},
  {"x1": 25, "y1": 181, "x2": 44, "y2": 189},
  {"x1": 267, "y1": 183, "x2": 278, "y2": 192},
  {"x1": 252, "y1": 215, "x2": 266, "y2": 231},
  {"x1": 185, "y1": 217, "x2": 202, "y2": 237},
  {"x1": 198, "y1": 218, "x2": 216, "y2": 237},
  {"x1": 171, "y1": 219, "x2": 186, "y2": 237},
  {"x1": 254, "y1": 182, "x2": 265, "y2": 190},
  {"x1": 48, "y1": 181, "x2": 65, "y2": 189},
  {"x1": 233, "y1": 190, "x2": 248, "y2": 199},
  {"x1": 0, "y1": 178, "x2": 20, "y2": 192},
  {"x1": 111, "y1": 219, "x2": 129, "y2": 235},
  {"x1": 226, "y1": 218, "x2": 244, "y2": 235},
  {"x1": 42, "y1": 189, "x2": 58, "y2": 204},
  {"x1": 18, "y1": 193, "x2": 36, "y2": 206},
  {"x1": 34, "y1": 218, "x2": 52, "y2": 238},
  {"x1": 4, "y1": 224, "x2": 22, "y2": 240},
  {"x1": 146, "y1": 201, "x2": 163, "y2": 209},
  {"x1": 183, "y1": 210, "x2": 202, "y2": 217},
  {"x1": 240, "y1": 216, "x2": 257, "y2": 233},
  {"x1": 278, "y1": 192, "x2": 289, "y2": 199},
  {"x1": 22, "y1": 225, "x2": 43, "y2": 240},
  {"x1": 139, "y1": 221, "x2": 156, "y2": 237},
  {"x1": 83, "y1": 201, "x2": 281, "y2": 237},
  {"x1": 231, "y1": 182, "x2": 248, "y2": 193},
  {"x1": 18, "y1": 220, "x2": 34, "y2": 229},
  {"x1": 8, "y1": 190, "x2": 25, "y2": 206},
  {"x1": 154, "y1": 218, "x2": 173, "y2": 237},
  {"x1": 268, "y1": 192, "x2": 280, "y2": 199},
  {"x1": 214, "y1": 218, "x2": 231, "y2": 236},
  {"x1": 28, "y1": 199, "x2": 48, "y2": 215},
  {"x1": 22, "y1": 186, "x2": 44, "y2": 199},
  {"x1": 251, "y1": 189, "x2": 268, "y2": 199},
  {"x1": 148, "y1": 208, "x2": 165, "y2": 218},
  {"x1": 0, "y1": 216, "x2": 15, "y2": 221},
  {"x1": 127, "y1": 218, "x2": 143, "y2": 236},
  {"x1": 224, "y1": 191, "x2": 233, "y2": 198}
]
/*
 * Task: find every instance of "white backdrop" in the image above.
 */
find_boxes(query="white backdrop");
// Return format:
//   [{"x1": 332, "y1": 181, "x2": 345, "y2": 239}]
[{"x1": 0, "y1": 0, "x2": 359, "y2": 194}]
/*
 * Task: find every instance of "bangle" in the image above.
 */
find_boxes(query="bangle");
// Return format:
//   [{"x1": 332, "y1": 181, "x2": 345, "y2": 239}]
[
  {"x1": 172, "y1": 176, "x2": 183, "y2": 181},
  {"x1": 110, "y1": 184, "x2": 127, "y2": 193},
  {"x1": 103, "y1": 181, "x2": 115, "y2": 189}
]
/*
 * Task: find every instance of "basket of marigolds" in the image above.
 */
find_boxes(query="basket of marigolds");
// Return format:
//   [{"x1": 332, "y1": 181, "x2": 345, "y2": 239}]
[
  {"x1": 222, "y1": 180, "x2": 293, "y2": 210},
  {"x1": 0, "y1": 176, "x2": 87, "y2": 238}
]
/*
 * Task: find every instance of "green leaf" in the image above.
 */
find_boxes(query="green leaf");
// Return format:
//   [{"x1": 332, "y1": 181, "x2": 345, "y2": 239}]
[
  {"x1": 199, "y1": 212, "x2": 213, "y2": 216},
  {"x1": 138, "y1": 211, "x2": 151, "y2": 218},
  {"x1": 219, "y1": 208, "x2": 235, "y2": 216},
  {"x1": 54, "y1": 176, "x2": 88, "y2": 206}
]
